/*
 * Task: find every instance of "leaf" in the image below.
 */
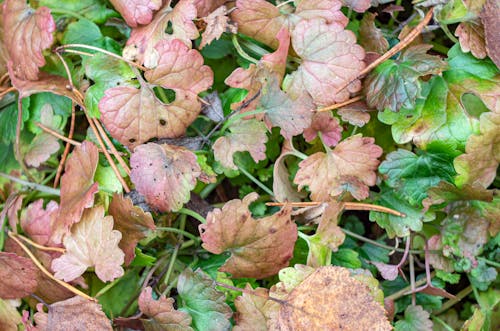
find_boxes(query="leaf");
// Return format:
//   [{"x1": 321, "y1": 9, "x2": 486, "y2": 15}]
[
  {"x1": 194, "y1": 0, "x2": 226, "y2": 17},
  {"x1": 272, "y1": 141, "x2": 307, "y2": 202},
  {"x1": 130, "y1": 143, "x2": 201, "y2": 212},
  {"x1": 481, "y1": 0, "x2": 500, "y2": 68},
  {"x1": 394, "y1": 305, "x2": 433, "y2": 331},
  {"x1": 138, "y1": 286, "x2": 193, "y2": 331},
  {"x1": 359, "y1": 12, "x2": 389, "y2": 54},
  {"x1": 454, "y1": 111, "x2": 500, "y2": 188},
  {"x1": 234, "y1": 286, "x2": 278, "y2": 331},
  {"x1": 303, "y1": 111, "x2": 342, "y2": 147},
  {"x1": 294, "y1": 135, "x2": 382, "y2": 201},
  {"x1": 0, "y1": 299, "x2": 22, "y2": 331},
  {"x1": 372, "y1": 262, "x2": 399, "y2": 281},
  {"x1": 177, "y1": 268, "x2": 232, "y2": 331},
  {"x1": 52, "y1": 205, "x2": 124, "y2": 282},
  {"x1": 337, "y1": 101, "x2": 372, "y2": 127},
  {"x1": 124, "y1": 0, "x2": 198, "y2": 66},
  {"x1": 39, "y1": 0, "x2": 116, "y2": 24},
  {"x1": 232, "y1": 0, "x2": 347, "y2": 49},
  {"x1": 51, "y1": 141, "x2": 99, "y2": 244},
  {"x1": 109, "y1": 0, "x2": 162, "y2": 27},
  {"x1": 456, "y1": 20, "x2": 487, "y2": 60},
  {"x1": 201, "y1": 92, "x2": 224, "y2": 122},
  {"x1": 284, "y1": 19, "x2": 365, "y2": 106},
  {"x1": 61, "y1": 19, "x2": 104, "y2": 47},
  {"x1": 21, "y1": 199, "x2": 59, "y2": 246},
  {"x1": 200, "y1": 6, "x2": 237, "y2": 49},
  {"x1": 199, "y1": 193, "x2": 297, "y2": 279},
  {"x1": 278, "y1": 266, "x2": 392, "y2": 330},
  {"x1": 422, "y1": 181, "x2": 493, "y2": 211},
  {"x1": 342, "y1": 0, "x2": 371, "y2": 13},
  {"x1": 427, "y1": 235, "x2": 454, "y2": 272},
  {"x1": 0, "y1": 252, "x2": 40, "y2": 299},
  {"x1": 108, "y1": 194, "x2": 156, "y2": 266},
  {"x1": 213, "y1": 118, "x2": 268, "y2": 170},
  {"x1": 33, "y1": 296, "x2": 112, "y2": 331},
  {"x1": 365, "y1": 45, "x2": 447, "y2": 112},
  {"x1": 379, "y1": 148, "x2": 457, "y2": 206},
  {"x1": 2, "y1": 0, "x2": 55, "y2": 80}
]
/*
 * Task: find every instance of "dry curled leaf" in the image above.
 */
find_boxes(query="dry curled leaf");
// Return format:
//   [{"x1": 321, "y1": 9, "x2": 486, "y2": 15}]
[
  {"x1": 359, "y1": 12, "x2": 389, "y2": 54},
  {"x1": 213, "y1": 118, "x2": 268, "y2": 170},
  {"x1": 234, "y1": 285, "x2": 279, "y2": 331},
  {"x1": 108, "y1": 194, "x2": 156, "y2": 266},
  {"x1": 109, "y1": 0, "x2": 162, "y2": 28},
  {"x1": 294, "y1": 135, "x2": 382, "y2": 201},
  {"x1": 130, "y1": 143, "x2": 201, "y2": 212},
  {"x1": 273, "y1": 141, "x2": 307, "y2": 203},
  {"x1": 456, "y1": 19, "x2": 486, "y2": 60},
  {"x1": 0, "y1": 252, "x2": 40, "y2": 299},
  {"x1": 199, "y1": 193, "x2": 297, "y2": 279},
  {"x1": 200, "y1": 6, "x2": 237, "y2": 49},
  {"x1": 52, "y1": 205, "x2": 124, "y2": 282},
  {"x1": 2, "y1": 0, "x2": 55, "y2": 80}
]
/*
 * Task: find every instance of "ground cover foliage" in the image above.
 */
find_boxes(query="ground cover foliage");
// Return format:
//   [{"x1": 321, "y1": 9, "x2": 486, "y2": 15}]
[{"x1": 0, "y1": 0, "x2": 499, "y2": 330}]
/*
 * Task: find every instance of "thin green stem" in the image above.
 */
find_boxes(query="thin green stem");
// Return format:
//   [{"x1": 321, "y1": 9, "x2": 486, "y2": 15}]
[
  {"x1": 232, "y1": 35, "x2": 259, "y2": 64},
  {"x1": 434, "y1": 286, "x2": 473, "y2": 315},
  {"x1": 237, "y1": 163, "x2": 275, "y2": 197},
  {"x1": 342, "y1": 229, "x2": 424, "y2": 254},
  {"x1": 49, "y1": 8, "x2": 87, "y2": 21},
  {"x1": 0, "y1": 172, "x2": 61, "y2": 196},
  {"x1": 156, "y1": 227, "x2": 200, "y2": 242},
  {"x1": 199, "y1": 176, "x2": 224, "y2": 199},
  {"x1": 95, "y1": 273, "x2": 125, "y2": 298},
  {"x1": 440, "y1": 24, "x2": 459, "y2": 44},
  {"x1": 178, "y1": 208, "x2": 206, "y2": 224},
  {"x1": 478, "y1": 257, "x2": 500, "y2": 268},
  {"x1": 155, "y1": 87, "x2": 169, "y2": 104},
  {"x1": 431, "y1": 316, "x2": 455, "y2": 331}
]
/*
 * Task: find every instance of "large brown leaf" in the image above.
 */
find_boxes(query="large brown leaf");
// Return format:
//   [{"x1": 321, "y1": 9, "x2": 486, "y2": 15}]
[
  {"x1": 108, "y1": 194, "x2": 156, "y2": 266},
  {"x1": 0, "y1": 252, "x2": 40, "y2": 299},
  {"x1": 294, "y1": 135, "x2": 382, "y2": 201},
  {"x1": 109, "y1": 0, "x2": 162, "y2": 27},
  {"x1": 481, "y1": 0, "x2": 500, "y2": 68},
  {"x1": 2, "y1": 0, "x2": 55, "y2": 80},
  {"x1": 199, "y1": 193, "x2": 297, "y2": 279},
  {"x1": 130, "y1": 143, "x2": 201, "y2": 212},
  {"x1": 51, "y1": 141, "x2": 99, "y2": 244}
]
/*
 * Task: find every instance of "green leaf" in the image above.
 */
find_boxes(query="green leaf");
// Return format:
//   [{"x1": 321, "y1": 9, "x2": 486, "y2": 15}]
[
  {"x1": 27, "y1": 93, "x2": 71, "y2": 134},
  {"x1": 470, "y1": 260, "x2": 498, "y2": 291},
  {"x1": 330, "y1": 248, "x2": 362, "y2": 269},
  {"x1": 379, "y1": 147, "x2": 457, "y2": 206},
  {"x1": 95, "y1": 164, "x2": 122, "y2": 194},
  {"x1": 40, "y1": 0, "x2": 117, "y2": 24},
  {"x1": 62, "y1": 19, "x2": 103, "y2": 46},
  {"x1": 177, "y1": 268, "x2": 232, "y2": 331},
  {"x1": 369, "y1": 187, "x2": 436, "y2": 238},
  {"x1": 0, "y1": 98, "x2": 30, "y2": 144},
  {"x1": 394, "y1": 305, "x2": 433, "y2": 331},
  {"x1": 365, "y1": 45, "x2": 446, "y2": 112}
]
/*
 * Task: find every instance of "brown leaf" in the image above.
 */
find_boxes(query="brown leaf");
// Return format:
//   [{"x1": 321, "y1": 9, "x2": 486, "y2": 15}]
[
  {"x1": 33, "y1": 296, "x2": 112, "y2": 331},
  {"x1": 278, "y1": 266, "x2": 392, "y2": 330},
  {"x1": 0, "y1": 252, "x2": 40, "y2": 299},
  {"x1": 124, "y1": 0, "x2": 198, "y2": 66},
  {"x1": 359, "y1": 12, "x2": 389, "y2": 54},
  {"x1": 372, "y1": 262, "x2": 399, "y2": 281},
  {"x1": 194, "y1": 0, "x2": 227, "y2": 18},
  {"x1": 199, "y1": 193, "x2": 297, "y2": 279},
  {"x1": 130, "y1": 143, "x2": 201, "y2": 212},
  {"x1": 456, "y1": 20, "x2": 487, "y2": 59},
  {"x1": 2, "y1": 0, "x2": 55, "y2": 80},
  {"x1": 303, "y1": 112, "x2": 342, "y2": 147},
  {"x1": 201, "y1": 91, "x2": 224, "y2": 122},
  {"x1": 51, "y1": 141, "x2": 99, "y2": 244},
  {"x1": 52, "y1": 205, "x2": 124, "y2": 282},
  {"x1": 200, "y1": 6, "x2": 237, "y2": 49},
  {"x1": 481, "y1": 0, "x2": 500, "y2": 68},
  {"x1": 234, "y1": 285, "x2": 279, "y2": 331},
  {"x1": 337, "y1": 101, "x2": 372, "y2": 127},
  {"x1": 213, "y1": 118, "x2": 268, "y2": 170},
  {"x1": 422, "y1": 181, "x2": 493, "y2": 211},
  {"x1": 294, "y1": 135, "x2": 382, "y2": 201},
  {"x1": 427, "y1": 235, "x2": 454, "y2": 272},
  {"x1": 21, "y1": 199, "x2": 59, "y2": 246},
  {"x1": 138, "y1": 286, "x2": 193, "y2": 331},
  {"x1": 109, "y1": 194, "x2": 156, "y2": 266},
  {"x1": 272, "y1": 141, "x2": 307, "y2": 202},
  {"x1": 109, "y1": 0, "x2": 162, "y2": 27}
]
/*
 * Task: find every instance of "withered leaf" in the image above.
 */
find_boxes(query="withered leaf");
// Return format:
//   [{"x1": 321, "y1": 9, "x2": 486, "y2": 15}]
[
  {"x1": 342, "y1": 0, "x2": 371, "y2": 13},
  {"x1": 481, "y1": 0, "x2": 500, "y2": 68},
  {"x1": 108, "y1": 194, "x2": 156, "y2": 266},
  {"x1": 359, "y1": 12, "x2": 389, "y2": 54},
  {"x1": 199, "y1": 193, "x2": 297, "y2": 279},
  {"x1": 200, "y1": 6, "x2": 237, "y2": 49},
  {"x1": 109, "y1": 0, "x2": 162, "y2": 28},
  {"x1": 21, "y1": 199, "x2": 59, "y2": 246},
  {"x1": 194, "y1": 0, "x2": 227, "y2": 18},
  {"x1": 234, "y1": 285, "x2": 279, "y2": 331},
  {"x1": 272, "y1": 141, "x2": 307, "y2": 202},
  {"x1": 456, "y1": 20, "x2": 487, "y2": 60},
  {"x1": 303, "y1": 111, "x2": 342, "y2": 147},
  {"x1": 52, "y1": 205, "x2": 124, "y2": 282},
  {"x1": 130, "y1": 143, "x2": 201, "y2": 212},
  {"x1": 0, "y1": 252, "x2": 40, "y2": 299}
]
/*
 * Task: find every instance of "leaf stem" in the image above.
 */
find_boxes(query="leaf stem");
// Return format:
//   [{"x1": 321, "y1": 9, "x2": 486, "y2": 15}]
[
  {"x1": 14, "y1": 233, "x2": 66, "y2": 253},
  {"x1": 94, "y1": 273, "x2": 125, "y2": 298},
  {"x1": 434, "y1": 286, "x2": 473, "y2": 315},
  {"x1": 266, "y1": 201, "x2": 405, "y2": 217},
  {"x1": 0, "y1": 172, "x2": 61, "y2": 196},
  {"x1": 385, "y1": 274, "x2": 431, "y2": 301},
  {"x1": 53, "y1": 102, "x2": 76, "y2": 188},
  {"x1": 237, "y1": 163, "x2": 275, "y2": 197},
  {"x1": 178, "y1": 208, "x2": 206, "y2": 224},
  {"x1": 156, "y1": 227, "x2": 200, "y2": 242},
  {"x1": 231, "y1": 34, "x2": 259, "y2": 64},
  {"x1": 478, "y1": 257, "x2": 500, "y2": 268},
  {"x1": 8, "y1": 231, "x2": 95, "y2": 302},
  {"x1": 342, "y1": 229, "x2": 424, "y2": 254}
]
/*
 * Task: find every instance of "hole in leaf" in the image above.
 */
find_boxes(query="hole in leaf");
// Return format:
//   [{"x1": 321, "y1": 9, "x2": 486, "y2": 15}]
[
  {"x1": 159, "y1": 119, "x2": 167, "y2": 126},
  {"x1": 129, "y1": 138, "x2": 136, "y2": 143},
  {"x1": 461, "y1": 93, "x2": 489, "y2": 118},
  {"x1": 165, "y1": 21, "x2": 173, "y2": 35},
  {"x1": 153, "y1": 87, "x2": 176, "y2": 103}
]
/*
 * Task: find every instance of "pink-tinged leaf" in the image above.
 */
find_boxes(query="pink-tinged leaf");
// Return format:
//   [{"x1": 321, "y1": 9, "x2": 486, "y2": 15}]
[
  {"x1": 372, "y1": 262, "x2": 399, "y2": 281},
  {"x1": 0, "y1": 252, "x2": 40, "y2": 299},
  {"x1": 33, "y1": 296, "x2": 112, "y2": 331},
  {"x1": 194, "y1": 0, "x2": 226, "y2": 17},
  {"x1": 1, "y1": 194, "x2": 23, "y2": 232},
  {"x1": 51, "y1": 141, "x2": 99, "y2": 244},
  {"x1": 213, "y1": 118, "x2": 268, "y2": 170},
  {"x1": 261, "y1": 28, "x2": 291, "y2": 80},
  {"x1": 199, "y1": 193, "x2": 297, "y2": 279},
  {"x1": 2, "y1": 0, "x2": 55, "y2": 80},
  {"x1": 481, "y1": 0, "x2": 500, "y2": 68},
  {"x1": 456, "y1": 20, "x2": 486, "y2": 60},
  {"x1": 342, "y1": 0, "x2": 371, "y2": 13},
  {"x1": 284, "y1": 19, "x2": 365, "y2": 106},
  {"x1": 303, "y1": 112, "x2": 342, "y2": 147},
  {"x1": 359, "y1": 12, "x2": 389, "y2": 54},
  {"x1": 108, "y1": 194, "x2": 156, "y2": 266},
  {"x1": 234, "y1": 285, "x2": 278, "y2": 331},
  {"x1": 52, "y1": 205, "x2": 124, "y2": 282},
  {"x1": 427, "y1": 235, "x2": 453, "y2": 272},
  {"x1": 395, "y1": 305, "x2": 433, "y2": 331},
  {"x1": 454, "y1": 111, "x2": 500, "y2": 188},
  {"x1": 138, "y1": 287, "x2": 193, "y2": 330},
  {"x1": 23, "y1": 105, "x2": 60, "y2": 167},
  {"x1": 99, "y1": 85, "x2": 200, "y2": 148},
  {"x1": 273, "y1": 141, "x2": 307, "y2": 202},
  {"x1": 232, "y1": 0, "x2": 347, "y2": 49},
  {"x1": 144, "y1": 39, "x2": 213, "y2": 95},
  {"x1": 21, "y1": 199, "x2": 59, "y2": 246},
  {"x1": 294, "y1": 135, "x2": 382, "y2": 201},
  {"x1": 109, "y1": 0, "x2": 162, "y2": 27},
  {"x1": 337, "y1": 101, "x2": 372, "y2": 127},
  {"x1": 200, "y1": 6, "x2": 237, "y2": 49},
  {"x1": 130, "y1": 143, "x2": 201, "y2": 212},
  {"x1": 124, "y1": 0, "x2": 198, "y2": 66},
  {"x1": 260, "y1": 79, "x2": 313, "y2": 140}
]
